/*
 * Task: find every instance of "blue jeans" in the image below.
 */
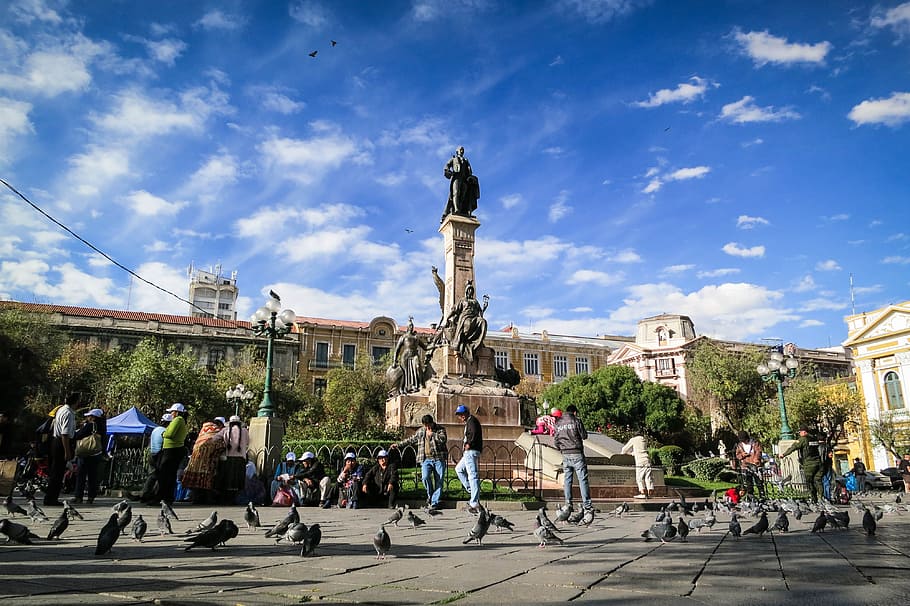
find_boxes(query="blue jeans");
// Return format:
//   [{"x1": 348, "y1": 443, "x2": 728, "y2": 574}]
[
  {"x1": 455, "y1": 450, "x2": 481, "y2": 506},
  {"x1": 563, "y1": 453, "x2": 592, "y2": 510},
  {"x1": 422, "y1": 458, "x2": 445, "y2": 506}
]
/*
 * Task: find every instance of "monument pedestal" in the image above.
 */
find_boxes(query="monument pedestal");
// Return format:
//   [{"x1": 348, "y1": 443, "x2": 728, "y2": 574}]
[{"x1": 248, "y1": 416, "x2": 285, "y2": 478}]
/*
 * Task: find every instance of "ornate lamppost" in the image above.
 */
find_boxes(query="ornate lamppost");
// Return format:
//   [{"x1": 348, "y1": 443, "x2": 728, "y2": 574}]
[
  {"x1": 757, "y1": 350, "x2": 799, "y2": 441},
  {"x1": 250, "y1": 293, "x2": 296, "y2": 418},
  {"x1": 226, "y1": 383, "x2": 256, "y2": 417}
]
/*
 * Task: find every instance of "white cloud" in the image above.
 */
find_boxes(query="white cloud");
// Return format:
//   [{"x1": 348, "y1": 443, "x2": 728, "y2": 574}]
[
  {"x1": 0, "y1": 50, "x2": 92, "y2": 97},
  {"x1": 260, "y1": 90, "x2": 306, "y2": 114},
  {"x1": 411, "y1": 0, "x2": 491, "y2": 22},
  {"x1": 609, "y1": 249, "x2": 642, "y2": 263},
  {"x1": 815, "y1": 259, "x2": 841, "y2": 271},
  {"x1": 66, "y1": 145, "x2": 131, "y2": 196},
  {"x1": 128, "y1": 261, "x2": 193, "y2": 314},
  {"x1": 634, "y1": 76, "x2": 714, "y2": 108},
  {"x1": 477, "y1": 236, "x2": 569, "y2": 267},
  {"x1": 570, "y1": 306, "x2": 593, "y2": 313},
  {"x1": 195, "y1": 9, "x2": 245, "y2": 31},
  {"x1": 696, "y1": 268, "x2": 740, "y2": 278},
  {"x1": 883, "y1": 255, "x2": 910, "y2": 264},
  {"x1": 662, "y1": 264, "x2": 695, "y2": 274},
  {"x1": 500, "y1": 194, "x2": 523, "y2": 209},
  {"x1": 720, "y1": 96, "x2": 801, "y2": 123},
  {"x1": 792, "y1": 275, "x2": 816, "y2": 293},
  {"x1": 823, "y1": 213, "x2": 850, "y2": 222},
  {"x1": 234, "y1": 203, "x2": 365, "y2": 238},
  {"x1": 144, "y1": 240, "x2": 170, "y2": 253},
  {"x1": 734, "y1": 30, "x2": 832, "y2": 66},
  {"x1": 667, "y1": 166, "x2": 710, "y2": 181},
  {"x1": 799, "y1": 298, "x2": 847, "y2": 312},
  {"x1": 376, "y1": 172, "x2": 407, "y2": 187},
  {"x1": 91, "y1": 88, "x2": 226, "y2": 137},
  {"x1": 10, "y1": 0, "x2": 63, "y2": 24},
  {"x1": 737, "y1": 215, "x2": 770, "y2": 229},
  {"x1": 548, "y1": 190, "x2": 572, "y2": 223},
  {"x1": 558, "y1": 0, "x2": 651, "y2": 24},
  {"x1": 258, "y1": 125, "x2": 365, "y2": 185},
  {"x1": 549, "y1": 55, "x2": 564, "y2": 67},
  {"x1": 871, "y1": 2, "x2": 910, "y2": 35},
  {"x1": 799, "y1": 319, "x2": 824, "y2": 328},
  {"x1": 566, "y1": 269, "x2": 624, "y2": 287},
  {"x1": 122, "y1": 190, "x2": 186, "y2": 216},
  {"x1": 290, "y1": 0, "x2": 331, "y2": 27},
  {"x1": 146, "y1": 38, "x2": 187, "y2": 65},
  {"x1": 848, "y1": 92, "x2": 910, "y2": 127},
  {"x1": 642, "y1": 178, "x2": 662, "y2": 194},
  {"x1": 741, "y1": 137, "x2": 764, "y2": 147},
  {"x1": 0, "y1": 97, "x2": 33, "y2": 161},
  {"x1": 181, "y1": 152, "x2": 239, "y2": 204},
  {"x1": 722, "y1": 242, "x2": 765, "y2": 258}
]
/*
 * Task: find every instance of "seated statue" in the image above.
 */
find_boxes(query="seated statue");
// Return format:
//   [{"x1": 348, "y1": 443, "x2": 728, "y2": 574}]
[{"x1": 444, "y1": 280, "x2": 488, "y2": 364}]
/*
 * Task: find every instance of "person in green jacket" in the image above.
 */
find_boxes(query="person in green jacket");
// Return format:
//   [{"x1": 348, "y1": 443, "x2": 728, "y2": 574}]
[
  {"x1": 157, "y1": 403, "x2": 189, "y2": 505},
  {"x1": 781, "y1": 425, "x2": 824, "y2": 504}
]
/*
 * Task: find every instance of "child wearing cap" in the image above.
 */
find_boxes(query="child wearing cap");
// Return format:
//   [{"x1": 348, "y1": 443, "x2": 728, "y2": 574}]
[
  {"x1": 72, "y1": 408, "x2": 106, "y2": 504},
  {"x1": 271, "y1": 452, "x2": 300, "y2": 503},
  {"x1": 337, "y1": 452, "x2": 364, "y2": 509}
]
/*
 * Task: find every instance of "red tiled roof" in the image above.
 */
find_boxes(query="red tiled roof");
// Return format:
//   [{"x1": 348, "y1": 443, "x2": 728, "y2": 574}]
[
  {"x1": 296, "y1": 315, "x2": 436, "y2": 334},
  {"x1": 0, "y1": 301, "x2": 251, "y2": 329}
]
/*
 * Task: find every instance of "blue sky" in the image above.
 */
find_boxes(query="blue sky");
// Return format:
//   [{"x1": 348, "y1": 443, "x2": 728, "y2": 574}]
[{"x1": 1, "y1": 0, "x2": 909, "y2": 348}]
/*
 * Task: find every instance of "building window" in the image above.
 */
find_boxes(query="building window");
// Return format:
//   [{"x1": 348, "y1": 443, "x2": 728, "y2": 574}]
[
  {"x1": 553, "y1": 355, "x2": 568, "y2": 380},
  {"x1": 656, "y1": 357, "x2": 676, "y2": 377},
  {"x1": 342, "y1": 344, "x2": 356, "y2": 368},
  {"x1": 314, "y1": 342, "x2": 329, "y2": 369},
  {"x1": 575, "y1": 356, "x2": 589, "y2": 375},
  {"x1": 524, "y1": 352, "x2": 540, "y2": 377},
  {"x1": 314, "y1": 378, "x2": 327, "y2": 397},
  {"x1": 372, "y1": 346, "x2": 391, "y2": 365},
  {"x1": 218, "y1": 303, "x2": 231, "y2": 310},
  {"x1": 494, "y1": 350, "x2": 509, "y2": 370},
  {"x1": 207, "y1": 348, "x2": 225, "y2": 370},
  {"x1": 885, "y1": 371, "x2": 905, "y2": 410}
]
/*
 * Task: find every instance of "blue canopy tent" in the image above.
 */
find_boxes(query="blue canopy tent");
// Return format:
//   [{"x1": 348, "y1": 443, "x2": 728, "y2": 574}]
[
  {"x1": 106, "y1": 406, "x2": 159, "y2": 435},
  {"x1": 104, "y1": 407, "x2": 160, "y2": 490}
]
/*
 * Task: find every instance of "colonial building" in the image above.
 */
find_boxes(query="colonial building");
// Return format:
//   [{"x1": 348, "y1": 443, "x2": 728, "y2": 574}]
[
  {"x1": 843, "y1": 299, "x2": 910, "y2": 470},
  {"x1": 0, "y1": 301, "x2": 299, "y2": 379}
]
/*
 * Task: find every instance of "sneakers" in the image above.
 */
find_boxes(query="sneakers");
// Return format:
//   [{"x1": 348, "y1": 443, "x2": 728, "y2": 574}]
[
  {"x1": 466, "y1": 504, "x2": 480, "y2": 515},
  {"x1": 633, "y1": 493, "x2": 647, "y2": 499}
]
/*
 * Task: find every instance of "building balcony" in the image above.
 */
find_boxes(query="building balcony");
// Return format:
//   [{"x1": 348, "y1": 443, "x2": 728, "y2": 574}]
[
  {"x1": 307, "y1": 359, "x2": 355, "y2": 371},
  {"x1": 655, "y1": 368, "x2": 677, "y2": 378}
]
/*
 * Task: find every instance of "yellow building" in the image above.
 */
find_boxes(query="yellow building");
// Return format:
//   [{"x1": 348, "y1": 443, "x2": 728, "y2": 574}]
[{"x1": 843, "y1": 299, "x2": 910, "y2": 470}]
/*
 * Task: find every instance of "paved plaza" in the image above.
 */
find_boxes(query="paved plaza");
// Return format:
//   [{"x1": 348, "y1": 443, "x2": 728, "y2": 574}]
[{"x1": 2, "y1": 495, "x2": 909, "y2": 605}]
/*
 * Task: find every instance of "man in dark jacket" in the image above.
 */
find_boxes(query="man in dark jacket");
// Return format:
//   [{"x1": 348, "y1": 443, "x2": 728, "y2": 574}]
[
  {"x1": 454, "y1": 404, "x2": 483, "y2": 513},
  {"x1": 291, "y1": 451, "x2": 332, "y2": 507},
  {"x1": 781, "y1": 426, "x2": 824, "y2": 504},
  {"x1": 554, "y1": 405, "x2": 592, "y2": 512},
  {"x1": 361, "y1": 449, "x2": 399, "y2": 508},
  {"x1": 391, "y1": 414, "x2": 448, "y2": 509}
]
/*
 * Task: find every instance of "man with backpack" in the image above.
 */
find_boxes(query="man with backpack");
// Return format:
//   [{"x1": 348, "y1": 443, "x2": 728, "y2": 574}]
[{"x1": 781, "y1": 425, "x2": 824, "y2": 504}]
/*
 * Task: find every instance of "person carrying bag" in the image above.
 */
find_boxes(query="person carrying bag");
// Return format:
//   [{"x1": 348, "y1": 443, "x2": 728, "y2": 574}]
[{"x1": 73, "y1": 408, "x2": 106, "y2": 504}]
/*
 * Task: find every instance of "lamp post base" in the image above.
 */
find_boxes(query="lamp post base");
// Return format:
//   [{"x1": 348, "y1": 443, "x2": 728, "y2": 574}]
[{"x1": 248, "y1": 416, "x2": 285, "y2": 479}]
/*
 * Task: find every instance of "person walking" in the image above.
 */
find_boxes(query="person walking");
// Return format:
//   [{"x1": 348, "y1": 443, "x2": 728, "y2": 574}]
[
  {"x1": 44, "y1": 393, "x2": 78, "y2": 506},
  {"x1": 781, "y1": 425, "x2": 824, "y2": 504},
  {"x1": 852, "y1": 457, "x2": 868, "y2": 493},
  {"x1": 554, "y1": 405, "x2": 593, "y2": 512},
  {"x1": 157, "y1": 403, "x2": 188, "y2": 505},
  {"x1": 391, "y1": 414, "x2": 448, "y2": 510},
  {"x1": 72, "y1": 408, "x2": 106, "y2": 504},
  {"x1": 454, "y1": 404, "x2": 482, "y2": 513},
  {"x1": 621, "y1": 434, "x2": 654, "y2": 499},
  {"x1": 899, "y1": 453, "x2": 910, "y2": 494}
]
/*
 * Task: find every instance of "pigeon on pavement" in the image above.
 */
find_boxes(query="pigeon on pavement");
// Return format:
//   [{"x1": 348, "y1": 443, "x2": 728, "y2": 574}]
[
  {"x1": 463, "y1": 505, "x2": 491, "y2": 545},
  {"x1": 300, "y1": 523, "x2": 321, "y2": 557},
  {"x1": 64, "y1": 500, "x2": 84, "y2": 520},
  {"x1": 26, "y1": 499, "x2": 48, "y2": 522},
  {"x1": 743, "y1": 512, "x2": 769, "y2": 537},
  {"x1": 4, "y1": 495, "x2": 28, "y2": 517},
  {"x1": 728, "y1": 513, "x2": 742, "y2": 539},
  {"x1": 490, "y1": 513, "x2": 514, "y2": 532},
  {"x1": 811, "y1": 512, "x2": 827, "y2": 533},
  {"x1": 677, "y1": 517, "x2": 690, "y2": 542},
  {"x1": 771, "y1": 510, "x2": 789, "y2": 533},
  {"x1": 537, "y1": 507, "x2": 560, "y2": 533},
  {"x1": 184, "y1": 519, "x2": 239, "y2": 551},
  {"x1": 862, "y1": 508, "x2": 876, "y2": 536},
  {"x1": 187, "y1": 510, "x2": 218, "y2": 534},
  {"x1": 554, "y1": 503, "x2": 573, "y2": 523},
  {"x1": 157, "y1": 510, "x2": 173, "y2": 535},
  {"x1": 534, "y1": 518, "x2": 564, "y2": 547},
  {"x1": 131, "y1": 515, "x2": 148, "y2": 542},
  {"x1": 407, "y1": 511, "x2": 426, "y2": 529},
  {"x1": 277, "y1": 522, "x2": 308, "y2": 545},
  {"x1": 373, "y1": 526, "x2": 391, "y2": 559},
  {"x1": 642, "y1": 515, "x2": 677, "y2": 543},
  {"x1": 0, "y1": 518, "x2": 39, "y2": 544},
  {"x1": 47, "y1": 511, "x2": 70, "y2": 540},
  {"x1": 116, "y1": 504, "x2": 132, "y2": 534},
  {"x1": 160, "y1": 500, "x2": 179, "y2": 520},
  {"x1": 385, "y1": 506, "x2": 405, "y2": 526},
  {"x1": 95, "y1": 513, "x2": 121, "y2": 556},
  {"x1": 244, "y1": 502, "x2": 261, "y2": 530}
]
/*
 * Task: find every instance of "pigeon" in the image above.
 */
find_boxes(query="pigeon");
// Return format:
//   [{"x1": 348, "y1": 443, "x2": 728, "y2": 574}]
[
  {"x1": 687, "y1": 517, "x2": 709, "y2": 532},
  {"x1": 47, "y1": 511, "x2": 70, "y2": 540},
  {"x1": 677, "y1": 517, "x2": 690, "y2": 542},
  {"x1": 160, "y1": 500, "x2": 179, "y2": 520},
  {"x1": 95, "y1": 513, "x2": 121, "y2": 556},
  {"x1": 425, "y1": 507, "x2": 443, "y2": 517},
  {"x1": 537, "y1": 507, "x2": 559, "y2": 534},
  {"x1": 654, "y1": 506, "x2": 667, "y2": 523},
  {"x1": 26, "y1": 499, "x2": 48, "y2": 522},
  {"x1": 300, "y1": 523, "x2": 321, "y2": 557},
  {"x1": 862, "y1": 508, "x2": 876, "y2": 536},
  {"x1": 810, "y1": 512, "x2": 827, "y2": 533},
  {"x1": 277, "y1": 522, "x2": 308, "y2": 545},
  {"x1": 771, "y1": 510, "x2": 789, "y2": 533},
  {"x1": 131, "y1": 515, "x2": 148, "y2": 542},
  {"x1": 828, "y1": 511, "x2": 850, "y2": 529},
  {"x1": 331, "y1": 40, "x2": 337, "y2": 47},
  {"x1": 743, "y1": 512, "x2": 769, "y2": 537},
  {"x1": 674, "y1": 489, "x2": 693, "y2": 515},
  {"x1": 897, "y1": 494, "x2": 902, "y2": 504},
  {"x1": 0, "y1": 519, "x2": 39, "y2": 544},
  {"x1": 385, "y1": 506, "x2": 405, "y2": 527},
  {"x1": 554, "y1": 503, "x2": 573, "y2": 523},
  {"x1": 407, "y1": 511, "x2": 426, "y2": 529},
  {"x1": 116, "y1": 504, "x2": 133, "y2": 534},
  {"x1": 4, "y1": 495, "x2": 28, "y2": 517},
  {"x1": 463, "y1": 505, "x2": 491, "y2": 545},
  {"x1": 580, "y1": 508, "x2": 595, "y2": 527},
  {"x1": 187, "y1": 510, "x2": 218, "y2": 535},
  {"x1": 244, "y1": 502, "x2": 260, "y2": 530},
  {"x1": 534, "y1": 518, "x2": 564, "y2": 547},
  {"x1": 157, "y1": 510, "x2": 174, "y2": 535},
  {"x1": 264, "y1": 509, "x2": 297, "y2": 539},
  {"x1": 642, "y1": 516, "x2": 677, "y2": 543},
  {"x1": 729, "y1": 513, "x2": 742, "y2": 538},
  {"x1": 64, "y1": 500, "x2": 84, "y2": 520},
  {"x1": 184, "y1": 519, "x2": 239, "y2": 551},
  {"x1": 308, "y1": 50, "x2": 318, "y2": 58},
  {"x1": 111, "y1": 499, "x2": 130, "y2": 514},
  {"x1": 490, "y1": 513, "x2": 514, "y2": 532},
  {"x1": 611, "y1": 502, "x2": 629, "y2": 518},
  {"x1": 373, "y1": 526, "x2": 391, "y2": 559},
  {"x1": 284, "y1": 505, "x2": 300, "y2": 525},
  {"x1": 566, "y1": 509, "x2": 585, "y2": 525}
]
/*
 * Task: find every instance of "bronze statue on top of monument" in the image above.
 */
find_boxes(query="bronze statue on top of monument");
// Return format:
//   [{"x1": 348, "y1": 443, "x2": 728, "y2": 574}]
[{"x1": 441, "y1": 146, "x2": 480, "y2": 223}]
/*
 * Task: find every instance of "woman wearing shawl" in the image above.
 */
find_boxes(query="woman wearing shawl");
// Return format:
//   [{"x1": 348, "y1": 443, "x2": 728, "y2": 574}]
[{"x1": 181, "y1": 418, "x2": 226, "y2": 504}]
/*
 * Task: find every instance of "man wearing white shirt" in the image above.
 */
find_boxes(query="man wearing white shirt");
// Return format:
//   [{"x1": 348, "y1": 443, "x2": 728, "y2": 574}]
[{"x1": 44, "y1": 392, "x2": 78, "y2": 506}]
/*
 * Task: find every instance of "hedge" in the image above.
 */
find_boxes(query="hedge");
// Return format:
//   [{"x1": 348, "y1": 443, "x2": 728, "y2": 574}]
[
  {"x1": 658, "y1": 445, "x2": 684, "y2": 475},
  {"x1": 681, "y1": 457, "x2": 729, "y2": 481}
]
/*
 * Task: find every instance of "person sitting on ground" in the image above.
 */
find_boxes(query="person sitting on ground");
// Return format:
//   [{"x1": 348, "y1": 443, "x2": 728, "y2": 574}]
[
  {"x1": 361, "y1": 449, "x2": 399, "y2": 508},
  {"x1": 271, "y1": 452, "x2": 300, "y2": 503},
  {"x1": 289, "y1": 451, "x2": 332, "y2": 507},
  {"x1": 337, "y1": 452, "x2": 364, "y2": 509}
]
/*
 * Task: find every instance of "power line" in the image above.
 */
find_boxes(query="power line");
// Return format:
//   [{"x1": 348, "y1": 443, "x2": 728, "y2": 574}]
[{"x1": 1, "y1": 177, "x2": 222, "y2": 321}]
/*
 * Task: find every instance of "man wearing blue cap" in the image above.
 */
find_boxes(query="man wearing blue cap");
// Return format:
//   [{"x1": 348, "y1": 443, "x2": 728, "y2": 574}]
[{"x1": 454, "y1": 404, "x2": 483, "y2": 513}]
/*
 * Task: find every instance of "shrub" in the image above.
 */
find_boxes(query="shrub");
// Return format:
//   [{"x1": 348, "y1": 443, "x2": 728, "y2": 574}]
[
  {"x1": 658, "y1": 445, "x2": 684, "y2": 475},
  {"x1": 647, "y1": 447, "x2": 661, "y2": 466},
  {"x1": 717, "y1": 470, "x2": 738, "y2": 482},
  {"x1": 681, "y1": 457, "x2": 729, "y2": 481}
]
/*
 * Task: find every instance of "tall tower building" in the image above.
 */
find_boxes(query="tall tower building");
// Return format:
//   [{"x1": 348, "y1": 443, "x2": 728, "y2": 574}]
[{"x1": 188, "y1": 263, "x2": 238, "y2": 321}]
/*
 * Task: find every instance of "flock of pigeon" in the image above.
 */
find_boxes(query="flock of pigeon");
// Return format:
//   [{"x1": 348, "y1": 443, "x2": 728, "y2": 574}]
[{"x1": 3, "y1": 488, "x2": 906, "y2": 560}]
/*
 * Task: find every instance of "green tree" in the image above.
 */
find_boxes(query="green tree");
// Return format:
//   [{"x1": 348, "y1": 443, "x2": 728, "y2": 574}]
[
  {"x1": 47, "y1": 341, "x2": 124, "y2": 408},
  {"x1": 0, "y1": 308, "x2": 68, "y2": 415},
  {"x1": 686, "y1": 340, "x2": 768, "y2": 431},
  {"x1": 869, "y1": 417, "x2": 910, "y2": 459}
]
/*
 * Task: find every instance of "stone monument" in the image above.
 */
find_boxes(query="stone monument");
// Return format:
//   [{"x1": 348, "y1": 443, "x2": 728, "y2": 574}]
[{"x1": 385, "y1": 147, "x2": 523, "y2": 451}]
